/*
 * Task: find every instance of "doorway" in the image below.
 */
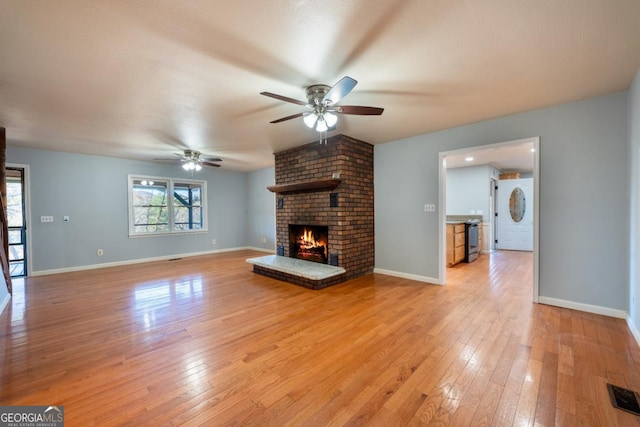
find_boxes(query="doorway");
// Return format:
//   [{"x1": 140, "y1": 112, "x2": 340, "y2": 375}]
[
  {"x1": 438, "y1": 137, "x2": 539, "y2": 301},
  {"x1": 6, "y1": 166, "x2": 28, "y2": 277}
]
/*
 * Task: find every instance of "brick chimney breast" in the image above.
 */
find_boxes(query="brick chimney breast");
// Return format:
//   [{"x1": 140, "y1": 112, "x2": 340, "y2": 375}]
[{"x1": 273, "y1": 134, "x2": 374, "y2": 282}]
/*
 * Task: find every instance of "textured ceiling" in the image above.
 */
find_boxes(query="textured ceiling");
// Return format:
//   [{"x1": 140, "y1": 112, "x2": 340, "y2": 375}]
[{"x1": 1, "y1": 0, "x2": 639, "y2": 171}]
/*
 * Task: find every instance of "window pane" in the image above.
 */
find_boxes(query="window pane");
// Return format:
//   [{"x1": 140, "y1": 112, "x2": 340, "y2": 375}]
[
  {"x1": 8, "y1": 229, "x2": 22, "y2": 244},
  {"x1": 173, "y1": 208, "x2": 203, "y2": 230},
  {"x1": 6, "y1": 181, "x2": 23, "y2": 227},
  {"x1": 133, "y1": 181, "x2": 168, "y2": 205},
  {"x1": 9, "y1": 245, "x2": 24, "y2": 261},
  {"x1": 132, "y1": 179, "x2": 169, "y2": 233},
  {"x1": 133, "y1": 207, "x2": 169, "y2": 230},
  {"x1": 191, "y1": 188, "x2": 201, "y2": 206},
  {"x1": 192, "y1": 207, "x2": 202, "y2": 224},
  {"x1": 10, "y1": 261, "x2": 24, "y2": 277},
  {"x1": 174, "y1": 206, "x2": 189, "y2": 230},
  {"x1": 173, "y1": 182, "x2": 204, "y2": 231}
]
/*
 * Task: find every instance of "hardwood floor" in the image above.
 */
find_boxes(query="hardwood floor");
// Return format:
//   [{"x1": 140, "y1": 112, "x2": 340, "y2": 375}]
[{"x1": 1, "y1": 250, "x2": 639, "y2": 426}]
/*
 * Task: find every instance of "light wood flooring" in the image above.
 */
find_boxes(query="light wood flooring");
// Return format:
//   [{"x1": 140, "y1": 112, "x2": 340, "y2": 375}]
[{"x1": 1, "y1": 250, "x2": 639, "y2": 426}]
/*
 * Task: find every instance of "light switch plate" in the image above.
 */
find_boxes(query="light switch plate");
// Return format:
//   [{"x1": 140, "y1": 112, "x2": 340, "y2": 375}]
[{"x1": 41, "y1": 216, "x2": 54, "y2": 223}]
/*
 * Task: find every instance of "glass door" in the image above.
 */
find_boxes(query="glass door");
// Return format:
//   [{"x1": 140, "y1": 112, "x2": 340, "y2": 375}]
[{"x1": 6, "y1": 168, "x2": 27, "y2": 277}]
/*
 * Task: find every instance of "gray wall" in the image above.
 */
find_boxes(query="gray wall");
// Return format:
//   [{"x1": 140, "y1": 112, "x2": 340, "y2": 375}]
[
  {"x1": 7, "y1": 146, "x2": 248, "y2": 273},
  {"x1": 376, "y1": 91, "x2": 629, "y2": 311},
  {"x1": 246, "y1": 167, "x2": 276, "y2": 251},
  {"x1": 629, "y1": 69, "x2": 640, "y2": 333},
  {"x1": 446, "y1": 165, "x2": 499, "y2": 223},
  {"x1": 2, "y1": 88, "x2": 634, "y2": 318}
]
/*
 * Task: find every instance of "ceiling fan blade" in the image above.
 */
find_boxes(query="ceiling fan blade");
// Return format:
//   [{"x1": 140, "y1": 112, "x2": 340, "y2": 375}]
[
  {"x1": 270, "y1": 112, "x2": 304, "y2": 123},
  {"x1": 260, "y1": 92, "x2": 308, "y2": 106},
  {"x1": 336, "y1": 105, "x2": 384, "y2": 115},
  {"x1": 323, "y1": 76, "x2": 357, "y2": 105},
  {"x1": 201, "y1": 161, "x2": 221, "y2": 167},
  {"x1": 201, "y1": 157, "x2": 222, "y2": 162}
]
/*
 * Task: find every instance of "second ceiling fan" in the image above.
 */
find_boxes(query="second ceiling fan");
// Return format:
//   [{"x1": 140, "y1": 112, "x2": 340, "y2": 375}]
[
  {"x1": 260, "y1": 76, "x2": 384, "y2": 133},
  {"x1": 155, "y1": 149, "x2": 222, "y2": 171}
]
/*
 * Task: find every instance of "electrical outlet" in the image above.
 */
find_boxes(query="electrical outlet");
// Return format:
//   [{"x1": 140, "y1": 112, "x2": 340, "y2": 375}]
[
  {"x1": 211, "y1": 239, "x2": 216, "y2": 245},
  {"x1": 97, "y1": 249, "x2": 104, "y2": 256},
  {"x1": 261, "y1": 237, "x2": 267, "y2": 243}
]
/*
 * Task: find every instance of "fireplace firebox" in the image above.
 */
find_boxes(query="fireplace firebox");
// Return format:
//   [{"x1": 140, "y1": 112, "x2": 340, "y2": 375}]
[{"x1": 289, "y1": 225, "x2": 328, "y2": 264}]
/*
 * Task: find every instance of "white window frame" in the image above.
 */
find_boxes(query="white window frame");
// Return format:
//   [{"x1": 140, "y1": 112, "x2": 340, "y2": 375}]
[{"x1": 128, "y1": 174, "x2": 208, "y2": 237}]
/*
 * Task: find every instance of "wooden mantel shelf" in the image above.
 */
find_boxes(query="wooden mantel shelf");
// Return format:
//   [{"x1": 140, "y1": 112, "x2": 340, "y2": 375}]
[{"x1": 267, "y1": 178, "x2": 341, "y2": 194}]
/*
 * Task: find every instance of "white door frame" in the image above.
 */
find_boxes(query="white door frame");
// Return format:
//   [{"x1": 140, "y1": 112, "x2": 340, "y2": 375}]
[
  {"x1": 7, "y1": 163, "x2": 32, "y2": 277},
  {"x1": 438, "y1": 137, "x2": 540, "y2": 303},
  {"x1": 489, "y1": 178, "x2": 497, "y2": 252}
]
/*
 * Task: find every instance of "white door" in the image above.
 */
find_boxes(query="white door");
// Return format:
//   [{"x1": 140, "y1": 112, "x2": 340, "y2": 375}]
[{"x1": 497, "y1": 178, "x2": 533, "y2": 251}]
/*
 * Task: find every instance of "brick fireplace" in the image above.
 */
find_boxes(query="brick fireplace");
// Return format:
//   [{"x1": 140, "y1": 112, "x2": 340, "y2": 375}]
[{"x1": 258, "y1": 134, "x2": 374, "y2": 288}]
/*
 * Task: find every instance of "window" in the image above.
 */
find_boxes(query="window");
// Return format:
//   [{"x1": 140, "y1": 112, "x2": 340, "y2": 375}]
[
  {"x1": 173, "y1": 181, "x2": 203, "y2": 231},
  {"x1": 128, "y1": 175, "x2": 207, "y2": 236},
  {"x1": 130, "y1": 178, "x2": 169, "y2": 233}
]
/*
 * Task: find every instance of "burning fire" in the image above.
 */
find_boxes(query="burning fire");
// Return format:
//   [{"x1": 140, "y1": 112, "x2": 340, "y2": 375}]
[
  {"x1": 298, "y1": 228, "x2": 325, "y2": 251},
  {"x1": 291, "y1": 225, "x2": 328, "y2": 263}
]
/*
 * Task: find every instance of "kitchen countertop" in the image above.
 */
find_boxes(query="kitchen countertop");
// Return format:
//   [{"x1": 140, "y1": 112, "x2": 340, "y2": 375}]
[{"x1": 446, "y1": 215, "x2": 483, "y2": 223}]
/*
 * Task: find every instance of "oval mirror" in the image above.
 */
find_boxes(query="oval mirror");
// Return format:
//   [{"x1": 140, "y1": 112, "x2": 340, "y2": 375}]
[{"x1": 509, "y1": 187, "x2": 526, "y2": 223}]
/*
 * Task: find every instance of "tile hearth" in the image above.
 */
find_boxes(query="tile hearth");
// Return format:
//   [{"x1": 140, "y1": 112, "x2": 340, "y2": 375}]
[
  {"x1": 247, "y1": 255, "x2": 346, "y2": 290},
  {"x1": 246, "y1": 255, "x2": 345, "y2": 280}
]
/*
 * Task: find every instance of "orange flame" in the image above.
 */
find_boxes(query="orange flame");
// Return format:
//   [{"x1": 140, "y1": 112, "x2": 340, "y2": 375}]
[{"x1": 298, "y1": 228, "x2": 324, "y2": 250}]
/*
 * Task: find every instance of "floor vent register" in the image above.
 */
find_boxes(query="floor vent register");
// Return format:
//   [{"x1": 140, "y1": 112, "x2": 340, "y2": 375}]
[{"x1": 607, "y1": 383, "x2": 640, "y2": 416}]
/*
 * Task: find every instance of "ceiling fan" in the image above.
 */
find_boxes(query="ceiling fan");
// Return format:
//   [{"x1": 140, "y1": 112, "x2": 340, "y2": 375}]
[
  {"x1": 260, "y1": 76, "x2": 384, "y2": 133},
  {"x1": 154, "y1": 149, "x2": 222, "y2": 171}
]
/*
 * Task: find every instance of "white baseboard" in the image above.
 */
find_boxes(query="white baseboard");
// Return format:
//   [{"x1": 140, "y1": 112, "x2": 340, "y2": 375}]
[
  {"x1": 0, "y1": 292, "x2": 10, "y2": 315},
  {"x1": 537, "y1": 296, "x2": 627, "y2": 319},
  {"x1": 30, "y1": 246, "x2": 259, "y2": 277},
  {"x1": 373, "y1": 268, "x2": 441, "y2": 285},
  {"x1": 245, "y1": 246, "x2": 276, "y2": 254},
  {"x1": 627, "y1": 316, "x2": 640, "y2": 348}
]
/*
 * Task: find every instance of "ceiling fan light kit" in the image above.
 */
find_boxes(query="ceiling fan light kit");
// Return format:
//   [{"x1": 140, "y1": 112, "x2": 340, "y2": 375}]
[
  {"x1": 154, "y1": 149, "x2": 222, "y2": 172},
  {"x1": 261, "y1": 76, "x2": 384, "y2": 138},
  {"x1": 303, "y1": 112, "x2": 317, "y2": 128},
  {"x1": 182, "y1": 161, "x2": 202, "y2": 171},
  {"x1": 324, "y1": 111, "x2": 337, "y2": 127},
  {"x1": 315, "y1": 117, "x2": 328, "y2": 133}
]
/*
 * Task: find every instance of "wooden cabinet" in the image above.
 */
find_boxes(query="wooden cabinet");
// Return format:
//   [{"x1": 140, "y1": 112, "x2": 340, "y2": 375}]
[
  {"x1": 446, "y1": 223, "x2": 466, "y2": 267},
  {"x1": 446, "y1": 222, "x2": 483, "y2": 267}
]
